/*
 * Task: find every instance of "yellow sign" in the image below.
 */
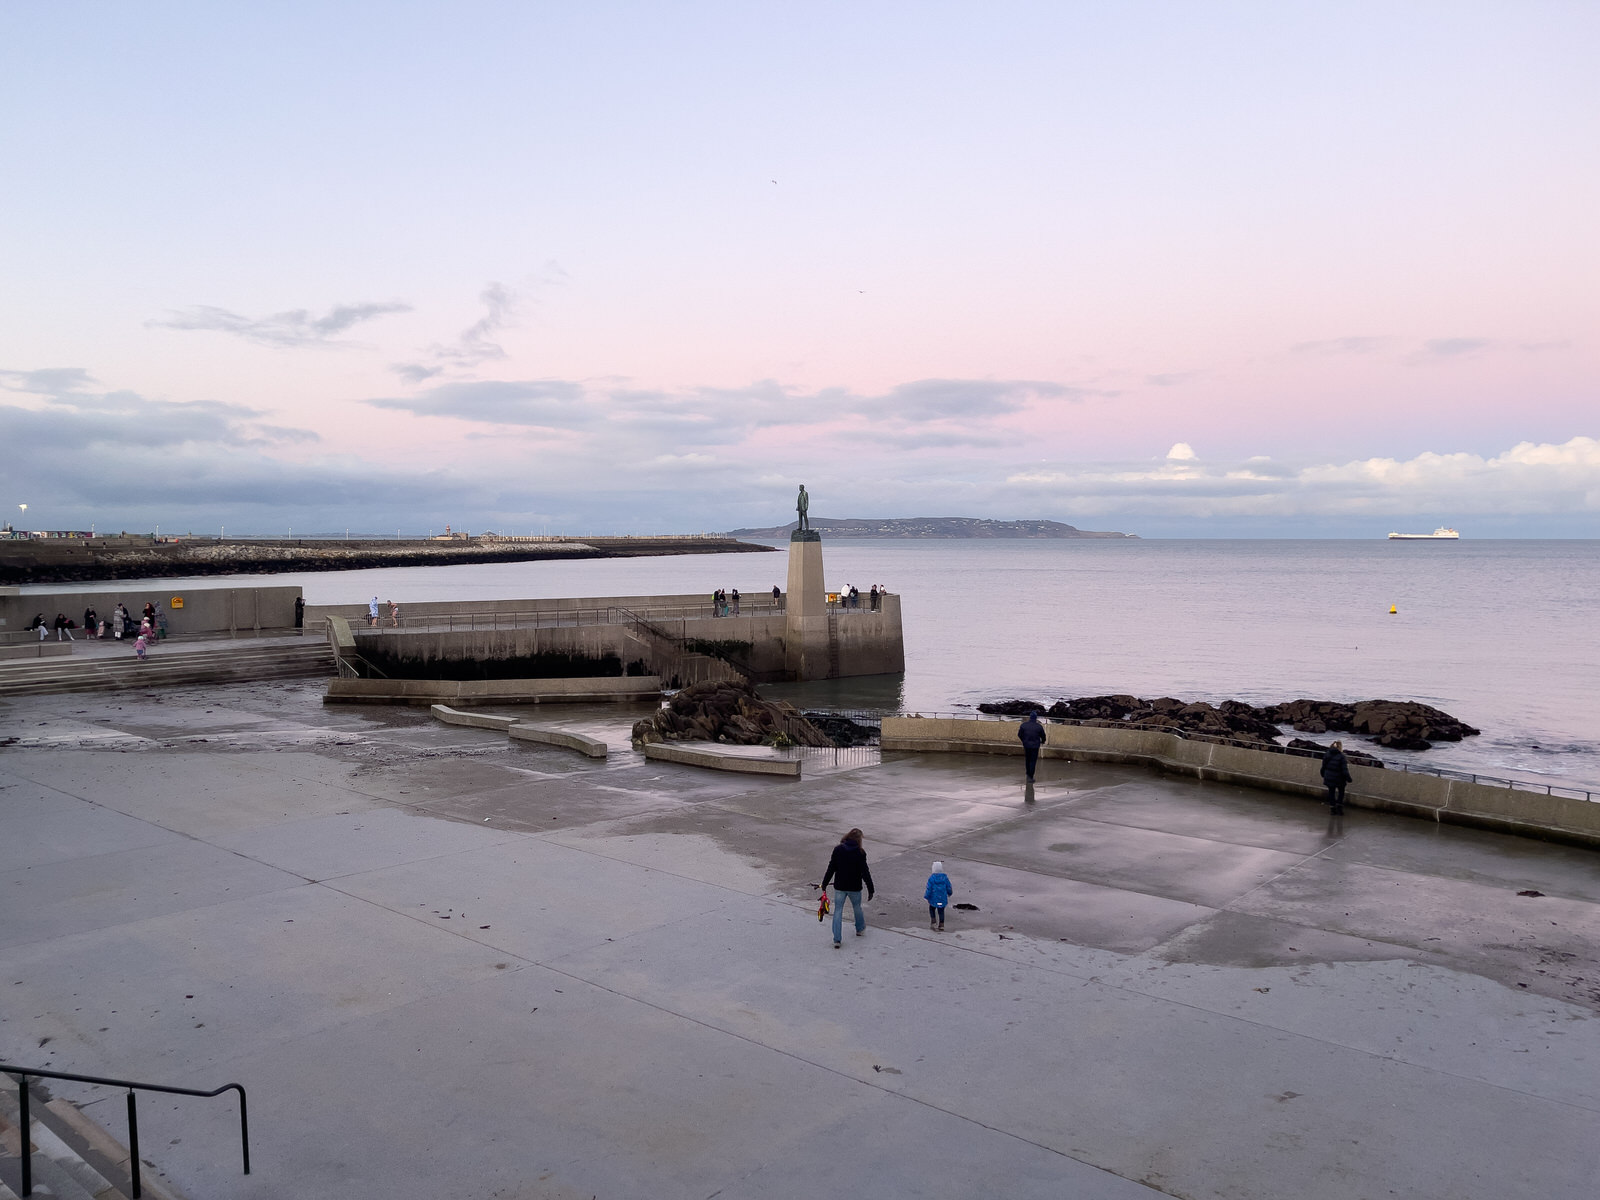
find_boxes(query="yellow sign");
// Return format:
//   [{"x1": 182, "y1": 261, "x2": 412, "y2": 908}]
[{"x1": 170, "y1": 597, "x2": 185, "y2": 609}]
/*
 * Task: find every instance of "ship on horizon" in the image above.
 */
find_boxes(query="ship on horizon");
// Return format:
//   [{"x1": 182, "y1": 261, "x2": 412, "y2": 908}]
[{"x1": 1388, "y1": 527, "x2": 1460, "y2": 540}]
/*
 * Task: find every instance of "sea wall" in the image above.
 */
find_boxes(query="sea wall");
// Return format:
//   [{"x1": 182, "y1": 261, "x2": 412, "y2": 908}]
[
  {"x1": 881, "y1": 716, "x2": 1600, "y2": 850},
  {"x1": 324, "y1": 676, "x2": 662, "y2": 706},
  {"x1": 317, "y1": 591, "x2": 903, "y2": 683},
  {"x1": 1, "y1": 585, "x2": 301, "y2": 642}
]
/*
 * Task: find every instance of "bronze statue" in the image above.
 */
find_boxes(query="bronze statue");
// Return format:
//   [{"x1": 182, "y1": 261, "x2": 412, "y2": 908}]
[{"x1": 796, "y1": 484, "x2": 810, "y2": 532}]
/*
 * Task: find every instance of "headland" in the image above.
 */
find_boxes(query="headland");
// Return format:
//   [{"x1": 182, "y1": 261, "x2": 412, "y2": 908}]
[{"x1": 725, "y1": 516, "x2": 1137, "y2": 539}]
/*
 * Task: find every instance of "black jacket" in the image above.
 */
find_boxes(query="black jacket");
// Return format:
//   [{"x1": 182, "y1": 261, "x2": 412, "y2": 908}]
[
  {"x1": 821, "y1": 842, "x2": 874, "y2": 897},
  {"x1": 1018, "y1": 716, "x2": 1047, "y2": 749},
  {"x1": 1321, "y1": 748, "x2": 1352, "y2": 785}
]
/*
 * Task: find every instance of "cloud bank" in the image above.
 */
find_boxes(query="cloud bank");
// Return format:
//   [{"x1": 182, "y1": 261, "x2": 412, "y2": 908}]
[
  {"x1": 149, "y1": 301, "x2": 412, "y2": 348},
  {"x1": 5, "y1": 362, "x2": 1595, "y2": 536}
]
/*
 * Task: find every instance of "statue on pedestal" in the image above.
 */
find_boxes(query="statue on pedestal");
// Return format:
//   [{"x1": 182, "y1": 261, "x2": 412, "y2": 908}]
[{"x1": 796, "y1": 484, "x2": 810, "y2": 533}]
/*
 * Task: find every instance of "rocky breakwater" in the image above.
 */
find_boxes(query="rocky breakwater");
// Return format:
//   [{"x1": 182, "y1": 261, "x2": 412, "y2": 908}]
[
  {"x1": 632, "y1": 680, "x2": 836, "y2": 749},
  {"x1": 1, "y1": 534, "x2": 773, "y2": 585},
  {"x1": 979, "y1": 694, "x2": 1480, "y2": 753}
]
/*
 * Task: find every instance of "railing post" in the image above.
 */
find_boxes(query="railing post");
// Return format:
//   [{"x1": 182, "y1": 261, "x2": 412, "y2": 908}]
[
  {"x1": 237, "y1": 1086, "x2": 250, "y2": 1175},
  {"x1": 127, "y1": 1089, "x2": 141, "y2": 1198},
  {"x1": 19, "y1": 1075, "x2": 31, "y2": 1196}
]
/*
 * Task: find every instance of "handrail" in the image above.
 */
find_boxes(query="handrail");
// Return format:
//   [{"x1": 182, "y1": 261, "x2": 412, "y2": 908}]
[
  {"x1": 610, "y1": 606, "x2": 758, "y2": 680},
  {"x1": 1, "y1": 1063, "x2": 248, "y2": 1198}
]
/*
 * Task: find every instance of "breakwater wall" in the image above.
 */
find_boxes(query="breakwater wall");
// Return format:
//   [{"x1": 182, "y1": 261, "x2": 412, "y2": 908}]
[
  {"x1": 0, "y1": 535, "x2": 774, "y2": 585},
  {"x1": 882, "y1": 716, "x2": 1600, "y2": 850},
  {"x1": 315, "y1": 591, "x2": 904, "y2": 683},
  {"x1": 1, "y1": 584, "x2": 300, "y2": 642},
  {"x1": 325, "y1": 676, "x2": 662, "y2": 706}
]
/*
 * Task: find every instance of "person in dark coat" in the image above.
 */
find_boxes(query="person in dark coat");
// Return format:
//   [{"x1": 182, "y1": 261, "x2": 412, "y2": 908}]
[
  {"x1": 1321, "y1": 741, "x2": 1353, "y2": 815},
  {"x1": 1018, "y1": 711, "x2": 1047, "y2": 782},
  {"x1": 819, "y1": 827, "x2": 875, "y2": 947}
]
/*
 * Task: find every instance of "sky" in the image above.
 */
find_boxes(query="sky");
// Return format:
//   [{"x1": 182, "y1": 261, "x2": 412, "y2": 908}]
[{"x1": 2, "y1": 2, "x2": 1597, "y2": 537}]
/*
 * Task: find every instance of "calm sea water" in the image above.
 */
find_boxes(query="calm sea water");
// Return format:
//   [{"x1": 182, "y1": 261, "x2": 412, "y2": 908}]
[{"x1": 27, "y1": 539, "x2": 1600, "y2": 790}]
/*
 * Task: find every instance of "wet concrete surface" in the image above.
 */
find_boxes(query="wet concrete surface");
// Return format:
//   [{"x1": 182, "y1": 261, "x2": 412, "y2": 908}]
[{"x1": 3, "y1": 680, "x2": 1599, "y2": 1198}]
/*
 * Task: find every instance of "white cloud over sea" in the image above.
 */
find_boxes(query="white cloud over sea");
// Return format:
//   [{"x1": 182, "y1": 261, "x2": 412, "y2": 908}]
[
  {"x1": 1007, "y1": 438, "x2": 1600, "y2": 519},
  {"x1": 4, "y1": 364, "x2": 1596, "y2": 536}
]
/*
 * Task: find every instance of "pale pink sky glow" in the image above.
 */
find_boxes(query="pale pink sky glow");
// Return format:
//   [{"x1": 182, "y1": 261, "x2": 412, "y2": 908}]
[{"x1": 2, "y1": 2, "x2": 1596, "y2": 536}]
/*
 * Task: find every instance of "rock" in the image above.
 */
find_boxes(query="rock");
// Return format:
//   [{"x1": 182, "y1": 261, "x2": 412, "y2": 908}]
[
  {"x1": 984, "y1": 692, "x2": 1476, "y2": 754},
  {"x1": 977, "y1": 699, "x2": 1046, "y2": 716},
  {"x1": 632, "y1": 679, "x2": 835, "y2": 748}
]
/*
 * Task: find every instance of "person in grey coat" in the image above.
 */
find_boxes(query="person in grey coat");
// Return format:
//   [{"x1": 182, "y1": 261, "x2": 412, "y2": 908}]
[
  {"x1": 1018, "y1": 711, "x2": 1047, "y2": 782},
  {"x1": 1321, "y1": 741, "x2": 1353, "y2": 815}
]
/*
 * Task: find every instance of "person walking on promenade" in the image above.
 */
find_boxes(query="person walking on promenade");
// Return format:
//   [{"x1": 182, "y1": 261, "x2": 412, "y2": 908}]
[
  {"x1": 134, "y1": 631, "x2": 148, "y2": 661},
  {"x1": 84, "y1": 606, "x2": 99, "y2": 639},
  {"x1": 771, "y1": 584, "x2": 782, "y2": 611},
  {"x1": 388, "y1": 599, "x2": 400, "y2": 627},
  {"x1": 731, "y1": 588, "x2": 740, "y2": 615},
  {"x1": 925, "y1": 861, "x2": 954, "y2": 931},
  {"x1": 1018, "y1": 710, "x2": 1047, "y2": 782},
  {"x1": 1321, "y1": 741, "x2": 1353, "y2": 815},
  {"x1": 819, "y1": 828, "x2": 875, "y2": 947},
  {"x1": 368, "y1": 596, "x2": 380, "y2": 627}
]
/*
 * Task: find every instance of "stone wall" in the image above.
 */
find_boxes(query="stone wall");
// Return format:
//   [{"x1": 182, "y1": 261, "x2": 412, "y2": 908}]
[
  {"x1": 882, "y1": 716, "x2": 1600, "y2": 849},
  {"x1": 1, "y1": 585, "x2": 301, "y2": 641}
]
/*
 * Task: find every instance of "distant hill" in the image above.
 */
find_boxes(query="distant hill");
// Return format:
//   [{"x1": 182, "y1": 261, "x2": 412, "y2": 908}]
[{"x1": 724, "y1": 517, "x2": 1138, "y2": 539}]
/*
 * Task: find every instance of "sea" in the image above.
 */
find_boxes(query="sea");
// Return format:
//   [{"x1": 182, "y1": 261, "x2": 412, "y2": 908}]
[{"x1": 24, "y1": 539, "x2": 1600, "y2": 793}]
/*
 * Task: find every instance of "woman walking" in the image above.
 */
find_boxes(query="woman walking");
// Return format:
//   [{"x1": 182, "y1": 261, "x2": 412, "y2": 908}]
[{"x1": 819, "y1": 828, "x2": 875, "y2": 948}]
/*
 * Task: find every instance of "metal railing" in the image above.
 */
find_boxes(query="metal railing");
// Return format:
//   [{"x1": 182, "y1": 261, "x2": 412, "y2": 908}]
[
  {"x1": 347, "y1": 602, "x2": 787, "y2": 635},
  {"x1": 892, "y1": 711, "x2": 1598, "y2": 802},
  {"x1": 0, "y1": 1064, "x2": 248, "y2": 1198}
]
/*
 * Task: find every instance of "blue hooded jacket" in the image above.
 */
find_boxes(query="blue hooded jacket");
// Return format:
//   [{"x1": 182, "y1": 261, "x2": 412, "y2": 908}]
[{"x1": 925, "y1": 870, "x2": 954, "y2": 907}]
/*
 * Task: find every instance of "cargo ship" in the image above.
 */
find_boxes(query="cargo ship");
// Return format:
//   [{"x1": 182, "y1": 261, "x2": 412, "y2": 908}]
[{"x1": 1387, "y1": 527, "x2": 1460, "y2": 540}]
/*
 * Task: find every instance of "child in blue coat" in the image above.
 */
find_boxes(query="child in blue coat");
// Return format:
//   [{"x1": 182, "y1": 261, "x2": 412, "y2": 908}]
[{"x1": 925, "y1": 861, "x2": 954, "y2": 931}]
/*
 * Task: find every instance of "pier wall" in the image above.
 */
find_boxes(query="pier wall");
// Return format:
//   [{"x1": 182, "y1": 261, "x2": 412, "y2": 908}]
[
  {"x1": 319, "y1": 591, "x2": 904, "y2": 683},
  {"x1": 1, "y1": 585, "x2": 300, "y2": 641},
  {"x1": 882, "y1": 716, "x2": 1600, "y2": 850}
]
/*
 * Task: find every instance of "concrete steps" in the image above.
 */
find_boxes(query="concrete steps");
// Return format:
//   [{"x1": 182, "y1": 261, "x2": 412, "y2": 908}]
[
  {"x1": 0, "y1": 1079, "x2": 185, "y2": 1200},
  {"x1": 0, "y1": 641, "x2": 335, "y2": 697}
]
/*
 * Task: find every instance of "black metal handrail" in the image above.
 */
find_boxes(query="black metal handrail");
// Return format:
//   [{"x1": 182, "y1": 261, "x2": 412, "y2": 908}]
[{"x1": 0, "y1": 1064, "x2": 248, "y2": 1198}]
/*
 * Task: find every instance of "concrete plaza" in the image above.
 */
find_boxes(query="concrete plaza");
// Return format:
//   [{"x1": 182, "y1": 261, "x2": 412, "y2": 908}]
[{"x1": 2, "y1": 680, "x2": 1599, "y2": 1199}]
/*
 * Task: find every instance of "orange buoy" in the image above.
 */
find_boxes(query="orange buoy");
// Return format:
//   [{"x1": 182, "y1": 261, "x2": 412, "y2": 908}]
[{"x1": 1388, "y1": 605, "x2": 1397, "y2": 614}]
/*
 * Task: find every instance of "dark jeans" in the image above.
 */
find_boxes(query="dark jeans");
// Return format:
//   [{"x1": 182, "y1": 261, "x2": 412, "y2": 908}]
[
  {"x1": 1024, "y1": 746, "x2": 1040, "y2": 778},
  {"x1": 928, "y1": 904, "x2": 945, "y2": 925},
  {"x1": 1326, "y1": 782, "x2": 1347, "y2": 807}
]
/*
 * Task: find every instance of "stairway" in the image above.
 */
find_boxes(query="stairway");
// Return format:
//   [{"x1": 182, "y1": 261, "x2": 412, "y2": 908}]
[
  {"x1": 0, "y1": 641, "x2": 335, "y2": 698},
  {"x1": 0, "y1": 1079, "x2": 185, "y2": 1200}
]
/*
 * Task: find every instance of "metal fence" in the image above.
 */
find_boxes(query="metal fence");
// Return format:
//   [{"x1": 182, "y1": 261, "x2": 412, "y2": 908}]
[{"x1": 892, "y1": 711, "x2": 1598, "y2": 803}]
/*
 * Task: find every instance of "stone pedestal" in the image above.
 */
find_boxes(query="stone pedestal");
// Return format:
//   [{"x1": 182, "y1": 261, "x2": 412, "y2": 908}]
[{"x1": 784, "y1": 531, "x2": 830, "y2": 680}]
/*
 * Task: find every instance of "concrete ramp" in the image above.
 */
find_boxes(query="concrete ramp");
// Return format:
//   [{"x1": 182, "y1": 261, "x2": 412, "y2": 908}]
[{"x1": 643, "y1": 740, "x2": 800, "y2": 777}]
